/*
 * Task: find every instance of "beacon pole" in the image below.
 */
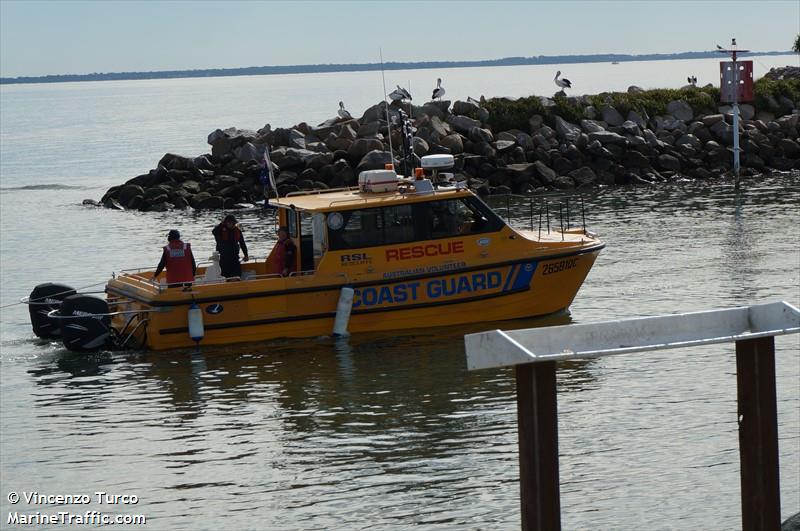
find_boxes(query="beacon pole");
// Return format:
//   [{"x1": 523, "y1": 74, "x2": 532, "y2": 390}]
[
  {"x1": 717, "y1": 38, "x2": 750, "y2": 189},
  {"x1": 732, "y1": 45, "x2": 740, "y2": 185}
]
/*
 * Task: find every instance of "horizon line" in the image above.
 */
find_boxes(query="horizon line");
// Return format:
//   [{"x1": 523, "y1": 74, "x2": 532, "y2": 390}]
[{"x1": 1, "y1": 50, "x2": 793, "y2": 85}]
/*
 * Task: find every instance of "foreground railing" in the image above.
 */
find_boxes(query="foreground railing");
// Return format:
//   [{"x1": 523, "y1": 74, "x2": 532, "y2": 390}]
[{"x1": 464, "y1": 302, "x2": 800, "y2": 531}]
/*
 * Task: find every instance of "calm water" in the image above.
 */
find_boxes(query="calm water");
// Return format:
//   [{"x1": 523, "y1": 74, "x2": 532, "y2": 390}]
[{"x1": 1, "y1": 59, "x2": 799, "y2": 529}]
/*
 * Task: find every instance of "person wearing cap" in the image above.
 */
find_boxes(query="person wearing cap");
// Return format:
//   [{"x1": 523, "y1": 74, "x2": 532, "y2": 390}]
[
  {"x1": 152, "y1": 230, "x2": 196, "y2": 286},
  {"x1": 212, "y1": 214, "x2": 249, "y2": 278}
]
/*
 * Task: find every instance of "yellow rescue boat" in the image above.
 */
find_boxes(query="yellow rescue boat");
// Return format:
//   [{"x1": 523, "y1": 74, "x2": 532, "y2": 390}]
[{"x1": 28, "y1": 162, "x2": 604, "y2": 351}]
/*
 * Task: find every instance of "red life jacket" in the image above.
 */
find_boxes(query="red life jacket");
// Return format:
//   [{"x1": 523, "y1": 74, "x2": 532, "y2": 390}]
[
  {"x1": 271, "y1": 239, "x2": 296, "y2": 275},
  {"x1": 218, "y1": 226, "x2": 242, "y2": 242},
  {"x1": 164, "y1": 240, "x2": 194, "y2": 284}
]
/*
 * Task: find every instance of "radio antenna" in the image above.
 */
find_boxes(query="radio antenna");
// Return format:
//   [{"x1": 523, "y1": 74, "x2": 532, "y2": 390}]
[{"x1": 379, "y1": 49, "x2": 394, "y2": 169}]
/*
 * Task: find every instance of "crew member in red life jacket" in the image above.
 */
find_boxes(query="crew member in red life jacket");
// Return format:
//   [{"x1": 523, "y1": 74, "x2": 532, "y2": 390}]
[
  {"x1": 271, "y1": 226, "x2": 297, "y2": 277},
  {"x1": 152, "y1": 229, "x2": 196, "y2": 287},
  {"x1": 212, "y1": 214, "x2": 249, "y2": 278}
]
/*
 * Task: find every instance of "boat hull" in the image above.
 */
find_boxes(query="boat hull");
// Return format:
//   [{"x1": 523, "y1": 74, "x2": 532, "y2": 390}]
[{"x1": 110, "y1": 245, "x2": 602, "y2": 350}]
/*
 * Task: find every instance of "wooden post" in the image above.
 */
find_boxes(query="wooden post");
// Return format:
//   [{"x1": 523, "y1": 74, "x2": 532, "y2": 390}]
[
  {"x1": 516, "y1": 361, "x2": 560, "y2": 531},
  {"x1": 736, "y1": 336, "x2": 781, "y2": 530}
]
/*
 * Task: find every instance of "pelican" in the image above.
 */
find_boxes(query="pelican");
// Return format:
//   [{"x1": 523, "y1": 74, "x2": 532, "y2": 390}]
[
  {"x1": 337, "y1": 101, "x2": 352, "y2": 120},
  {"x1": 389, "y1": 85, "x2": 412, "y2": 102},
  {"x1": 431, "y1": 78, "x2": 445, "y2": 101},
  {"x1": 687, "y1": 76, "x2": 697, "y2": 86},
  {"x1": 554, "y1": 70, "x2": 572, "y2": 90}
]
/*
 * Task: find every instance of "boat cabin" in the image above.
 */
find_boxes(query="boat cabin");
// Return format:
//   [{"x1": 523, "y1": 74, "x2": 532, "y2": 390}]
[{"x1": 263, "y1": 179, "x2": 507, "y2": 279}]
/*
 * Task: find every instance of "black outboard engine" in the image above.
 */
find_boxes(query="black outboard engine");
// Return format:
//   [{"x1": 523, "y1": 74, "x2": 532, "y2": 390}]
[
  {"x1": 58, "y1": 295, "x2": 111, "y2": 352},
  {"x1": 28, "y1": 283, "x2": 76, "y2": 338}
]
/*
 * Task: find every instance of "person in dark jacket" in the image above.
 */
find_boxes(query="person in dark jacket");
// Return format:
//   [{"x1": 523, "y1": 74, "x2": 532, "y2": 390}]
[
  {"x1": 212, "y1": 215, "x2": 249, "y2": 278},
  {"x1": 153, "y1": 229, "x2": 196, "y2": 287}
]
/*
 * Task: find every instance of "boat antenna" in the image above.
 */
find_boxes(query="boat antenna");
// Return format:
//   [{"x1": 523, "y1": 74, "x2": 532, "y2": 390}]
[{"x1": 379, "y1": 48, "x2": 394, "y2": 170}]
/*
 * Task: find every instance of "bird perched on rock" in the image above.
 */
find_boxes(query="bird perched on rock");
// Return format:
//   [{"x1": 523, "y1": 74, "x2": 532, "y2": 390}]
[
  {"x1": 687, "y1": 76, "x2": 697, "y2": 86},
  {"x1": 554, "y1": 70, "x2": 572, "y2": 90},
  {"x1": 337, "y1": 101, "x2": 352, "y2": 120},
  {"x1": 389, "y1": 85, "x2": 412, "y2": 102},
  {"x1": 431, "y1": 78, "x2": 445, "y2": 101}
]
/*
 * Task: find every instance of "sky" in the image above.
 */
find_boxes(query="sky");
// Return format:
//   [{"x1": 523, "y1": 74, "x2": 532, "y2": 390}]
[{"x1": 0, "y1": 0, "x2": 798, "y2": 78}]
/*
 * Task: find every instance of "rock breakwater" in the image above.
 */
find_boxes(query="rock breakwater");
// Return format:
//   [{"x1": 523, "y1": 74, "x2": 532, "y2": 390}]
[{"x1": 96, "y1": 78, "x2": 800, "y2": 211}]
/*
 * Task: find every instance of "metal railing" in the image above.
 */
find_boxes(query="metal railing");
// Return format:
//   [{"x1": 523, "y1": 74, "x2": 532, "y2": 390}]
[
  {"x1": 495, "y1": 193, "x2": 588, "y2": 241},
  {"x1": 464, "y1": 302, "x2": 800, "y2": 531}
]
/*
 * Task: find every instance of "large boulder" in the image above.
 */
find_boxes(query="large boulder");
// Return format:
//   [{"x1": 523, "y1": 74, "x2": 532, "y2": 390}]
[
  {"x1": 620, "y1": 120, "x2": 642, "y2": 137},
  {"x1": 710, "y1": 120, "x2": 735, "y2": 145},
  {"x1": 158, "y1": 153, "x2": 195, "y2": 172},
  {"x1": 355, "y1": 150, "x2": 398, "y2": 173},
  {"x1": 446, "y1": 114, "x2": 482, "y2": 135},
  {"x1": 348, "y1": 138, "x2": 384, "y2": 161},
  {"x1": 779, "y1": 138, "x2": 800, "y2": 158},
  {"x1": 675, "y1": 134, "x2": 702, "y2": 151},
  {"x1": 429, "y1": 115, "x2": 451, "y2": 138},
  {"x1": 702, "y1": 114, "x2": 725, "y2": 127},
  {"x1": 627, "y1": 110, "x2": 647, "y2": 129},
  {"x1": 588, "y1": 130, "x2": 627, "y2": 146},
  {"x1": 207, "y1": 128, "x2": 257, "y2": 157},
  {"x1": 657, "y1": 154, "x2": 681, "y2": 172},
  {"x1": 532, "y1": 160, "x2": 556, "y2": 185},
  {"x1": 412, "y1": 137, "x2": 429, "y2": 156},
  {"x1": 623, "y1": 150, "x2": 652, "y2": 169},
  {"x1": 552, "y1": 176, "x2": 576, "y2": 189},
  {"x1": 452, "y1": 100, "x2": 489, "y2": 122},
  {"x1": 234, "y1": 142, "x2": 265, "y2": 162},
  {"x1": 330, "y1": 159, "x2": 356, "y2": 187},
  {"x1": 554, "y1": 116, "x2": 581, "y2": 141},
  {"x1": 666, "y1": 100, "x2": 693, "y2": 122},
  {"x1": 600, "y1": 105, "x2": 625, "y2": 126},
  {"x1": 440, "y1": 134, "x2": 464, "y2": 154},
  {"x1": 118, "y1": 184, "x2": 145, "y2": 206},
  {"x1": 580, "y1": 119, "x2": 606, "y2": 133},
  {"x1": 569, "y1": 166, "x2": 597, "y2": 187},
  {"x1": 469, "y1": 127, "x2": 494, "y2": 144},
  {"x1": 361, "y1": 101, "x2": 401, "y2": 124}
]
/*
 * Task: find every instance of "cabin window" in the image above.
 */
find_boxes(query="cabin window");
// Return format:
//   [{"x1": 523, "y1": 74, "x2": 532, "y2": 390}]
[
  {"x1": 422, "y1": 197, "x2": 505, "y2": 238},
  {"x1": 286, "y1": 209, "x2": 298, "y2": 238},
  {"x1": 327, "y1": 196, "x2": 505, "y2": 251},
  {"x1": 328, "y1": 209, "x2": 384, "y2": 250},
  {"x1": 459, "y1": 196, "x2": 505, "y2": 234},
  {"x1": 311, "y1": 213, "x2": 327, "y2": 265},
  {"x1": 383, "y1": 204, "x2": 415, "y2": 244}
]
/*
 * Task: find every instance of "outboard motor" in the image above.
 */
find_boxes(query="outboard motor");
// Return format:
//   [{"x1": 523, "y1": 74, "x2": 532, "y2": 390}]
[
  {"x1": 28, "y1": 283, "x2": 76, "y2": 338},
  {"x1": 58, "y1": 295, "x2": 111, "y2": 352}
]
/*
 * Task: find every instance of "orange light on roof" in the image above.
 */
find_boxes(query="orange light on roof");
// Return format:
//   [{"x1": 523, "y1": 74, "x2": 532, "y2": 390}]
[{"x1": 415, "y1": 168, "x2": 424, "y2": 179}]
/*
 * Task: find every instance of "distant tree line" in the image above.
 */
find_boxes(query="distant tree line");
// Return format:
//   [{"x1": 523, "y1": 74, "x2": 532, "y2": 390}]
[{"x1": 0, "y1": 50, "x2": 792, "y2": 85}]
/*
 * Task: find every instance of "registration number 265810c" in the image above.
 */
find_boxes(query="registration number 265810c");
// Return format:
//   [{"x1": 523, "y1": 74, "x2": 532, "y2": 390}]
[{"x1": 541, "y1": 258, "x2": 578, "y2": 276}]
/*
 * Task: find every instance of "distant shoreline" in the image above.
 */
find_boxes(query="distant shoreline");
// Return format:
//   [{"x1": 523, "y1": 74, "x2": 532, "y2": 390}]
[{"x1": 0, "y1": 51, "x2": 791, "y2": 85}]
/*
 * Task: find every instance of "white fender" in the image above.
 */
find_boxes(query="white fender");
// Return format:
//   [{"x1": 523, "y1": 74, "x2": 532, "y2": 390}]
[
  {"x1": 332, "y1": 286, "x2": 354, "y2": 337},
  {"x1": 188, "y1": 302, "x2": 204, "y2": 342}
]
